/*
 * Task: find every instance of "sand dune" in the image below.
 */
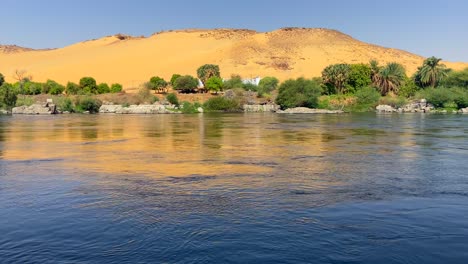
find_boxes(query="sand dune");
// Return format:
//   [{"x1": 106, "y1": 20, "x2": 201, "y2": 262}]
[{"x1": 1, "y1": 28, "x2": 467, "y2": 90}]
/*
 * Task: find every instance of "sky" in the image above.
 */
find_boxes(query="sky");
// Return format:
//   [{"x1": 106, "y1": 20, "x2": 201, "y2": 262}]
[{"x1": 1, "y1": 0, "x2": 467, "y2": 61}]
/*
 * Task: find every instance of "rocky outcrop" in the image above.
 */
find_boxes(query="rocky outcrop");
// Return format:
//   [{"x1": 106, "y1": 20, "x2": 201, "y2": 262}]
[
  {"x1": 276, "y1": 107, "x2": 344, "y2": 114},
  {"x1": 376, "y1": 99, "x2": 435, "y2": 113},
  {"x1": 0, "y1": 109, "x2": 10, "y2": 115},
  {"x1": 243, "y1": 104, "x2": 280, "y2": 112},
  {"x1": 458, "y1": 107, "x2": 468, "y2": 114},
  {"x1": 99, "y1": 104, "x2": 180, "y2": 114},
  {"x1": 12, "y1": 102, "x2": 58, "y2": 115}
]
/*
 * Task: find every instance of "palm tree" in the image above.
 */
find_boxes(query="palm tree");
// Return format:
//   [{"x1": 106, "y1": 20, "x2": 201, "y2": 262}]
[
  {"x1": 321, "y1": 63, "x2": 351, "y2": 94},
  {"x1": 416, "y1": 56, "x2": 448, "y2": 87},
  {"x1": 369, "y1": 60, "x2": 381, "y2": 84},
  {"x1": 373, "y1": 62, "x2": 406, "y2": 95}
]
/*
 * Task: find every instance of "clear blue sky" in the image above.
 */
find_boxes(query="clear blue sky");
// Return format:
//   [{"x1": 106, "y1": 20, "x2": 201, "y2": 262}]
[{"x1": 1, "y1": 0, "x2": 467, "y2": 61}]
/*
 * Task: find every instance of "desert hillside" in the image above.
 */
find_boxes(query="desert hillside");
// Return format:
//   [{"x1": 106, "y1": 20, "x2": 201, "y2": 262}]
[{"x1": 1, "y1": 28, "x2": 467, "y2": 90}]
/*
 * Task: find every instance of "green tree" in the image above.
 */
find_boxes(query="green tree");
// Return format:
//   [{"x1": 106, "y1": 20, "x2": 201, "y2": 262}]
[
  {"x1": 79, "y1": 77, "x2": 97, "y2": 94},
  {"x1": 0, "y1": 73, "x2": 4, "y2": 87},
  {"x1": 197, "y1": 64, "x2": 220, "y2": 86},
  {"x1": 442, "y1": 68, "x2": 468, "y2": 88},
  {"x1": 0, "y1": 83, "x2": 18, "y2": 109},
  {"x1": 415, "y1": 56, "x2": 448, "y2": 88},
  {"x1": 43, "y1": 80, "x2": 65, "y2": 95},
  {"x1": 373, "y1": 62, "x2": 406, "y2": 95},
  {"x1": 205, "y1": 76, "x2": 223, "y2": 93},
  {"x1": 97, "y1": 83, "x2": 110, "y2": 94},
  {"x1": 66, "y1": 82, "x2": 81, "y2": 95},
  {"x1": 370, "y1": 60, "x2": 381, "y2": 84},
  {"x1": 398, "y1": 77, "x2": 420, "y2": 98},
  {"x1": 347, "y1": 64, "x2": 372, "y2": 91},
  {"x1": 173, "y1": 75, "x2": 198, "y2": 93},
  {"x1": 275, "y1": 78, "x2": 322, "y2": 109},
  {"x1": 170, "y1": 74, "x2": 182, "y2": 86},
  {"x1": 258, "y1": 77, "x2": 279, "y2": 95},
  {"x1": 148, "y1": 76, "x2": 168, "y2": 92},
  {"x1": 166, "y1": 93, "x2": 179, "y2": 106},
  {"x1": 322, "y1": 64, "x2": 351, "y2": 94},
  {"x1": 223, "y1": 75, "x2": 244, "y2": 90},
  {"x1": 110, "y1": 83, "x2": 123, "y2": 93}
]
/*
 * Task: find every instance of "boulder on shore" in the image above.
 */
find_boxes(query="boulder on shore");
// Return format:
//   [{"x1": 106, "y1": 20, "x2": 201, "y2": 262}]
[
  {"x1": 12, "y1": 102, "x2": 58, "y2": 115},
  {"x1": 276, "y1": 107, "x2": 344, "y2": 114},
  {"x1": 243, "y1": 104, "x2": 280, "y2": 112},
  {"x1": 99, "y1": 104, "x2": 180, "y2": 114}
]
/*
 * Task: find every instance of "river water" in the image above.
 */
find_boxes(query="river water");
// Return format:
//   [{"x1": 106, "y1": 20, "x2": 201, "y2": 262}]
[{"x1": 1, "y1": 113, "x2": 467, "y2": 263}]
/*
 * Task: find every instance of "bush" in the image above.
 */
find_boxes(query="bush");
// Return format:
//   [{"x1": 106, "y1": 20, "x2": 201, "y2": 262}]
[
  {"x1": 351, "y1": 86, "x2": 381, "y2": 111},
  {"x1": 20, "y1": 81, "x2": 42, "y2": 95},
  {"x1": 148, "y1": 76, "x2": 167, "y2": 91},
  {"x1": 197, "y1": 64, "x2": 220, "y2": 86},
  {"x1": 223, "y1": 75, "x2": 244, "y2": 90},
  {"x1": 166, "y1": 93, "x2": 179, "y2": 106},
  {"x1": 347, "y1": 64, "x2": 372, "y2": 92},
  {"x1": 0, "y1": 73, "x2": 4, "y2": 87},
  {"x1": 242, "y1": 83, "x2": 258, "y2": 92},
  {"x1": 203, "y1": 96, "x2": 240, "y2": 112},
  {"x1": 66, "y1": 82, "x2": 80, "y2": 95},
  {"x1": 59, "y1": 98, "x2": 75, "y2": 112},
  {"x1": 137, "y1": 87, "x2": 157, "y2": 104},
  {"x1": 43, "y1": 80, "x2": 65, "y2": 95},
  {"x1": 79, "y1": 77, "x2": 97, "y2": 94},
  {"x1": 398, "y1": 77, "x2": 420, "y2": 98},
  {"x1": 97, "y1": 83, "x2": 110, "y2": 94},
  {"x1": 110, "y1": 83, "x2": 123, "y2": 93},
  {"x1": 379, "y1": 96, "x2": 408, "y2": 108},
  {"x1": 75, "y1": 97, "x2": 102, "y2": 113},
  {"x1": 257, "y1": 76, "x2": 279, "y2": 95},
  {"x1": 442, "y1": 68, "x2": 468, "y2": 88},
  {"x1": 275, "y1": 78, "x2": 322, "y2": 109},
  {"x1": 0, "y1": 83, "x2": 18, "y2": 109},
  {"x1": 205, "y1": 76, "x2": 223, "y2": 93},
  {"x1": 181, "y1": 101, "x2": 202, "y2": 114},
  {"x1": 173, "y1": 75, "x2": 198, "y2": 93},
  {"x1": 170, "y1": 74, "x2": 182, "y2": 86},
  {"x1": 416, "y1": 88, "x2": 454, "y2": 108},
  {"x1": 452, "y1": 87, "x2": 468, "y2": 108}
]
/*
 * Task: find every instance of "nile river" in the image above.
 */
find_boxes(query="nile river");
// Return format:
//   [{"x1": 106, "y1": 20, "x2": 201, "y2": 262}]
[{"x1": 1, "y1": 113, "x2": 468, "y2": 263}]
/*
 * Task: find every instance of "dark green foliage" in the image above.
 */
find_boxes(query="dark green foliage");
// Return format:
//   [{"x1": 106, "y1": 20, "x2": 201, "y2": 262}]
[
  {"x1": 110, "y1": 83, "x2": 123, "y2": 93},
  {"x1": 398, "y1": 77, "x2": 420, "y2": 98},
  {"x1": 75, "y1": 97, "x2": 102, "y2": 113},
  {"x1": 452, "y1": 87, "x2": 468, "y2": 108},
  {"x1": 205, "y1": 76, "x2": 223, "y2": 92},
  {"x1": 79, "y1": 77, "x2": 97, "y2": 94},
  {"x1": 415, "y1": 56, "x2": 448, "y2": 88},
  {"x1": 43, "y1": 80, "x2": 65, "y2": 95},
  {"x1": 166, "y1": 93, "x2": 179, "y2": 106},
  {"x1": 173, "y1": 75, "x2": 198, "y2": 93},
  {"x1": 0, "y1": 83, "x2": 18, "y2": 109},
  {"x1": 275, "y1": 78, "x2": 322, "y2": 109},
  {"x1": 66, "y1": 82, "x2": 81, "y2": 95},
  {"x1": 373, "y1": 62, "x2": 406, "y2": 95},
  {"x1": 97, "y1": 83, "x2": 110, "y2": 94},
  {"x1": 242, "y1": 83, "x2": 258, "y2": 92},
  {"x1": 417, "y1": 87, "x2": 468, "y2": 109},
  {"x1": 170, "y1": 74, "x2": 182, "y2": 86},
  {"x1": 223, "y1": 75, "x2": 244, "y2": 90},
  {"x1": 348, "y1": 64, "x2": 372, "y2": 92},
  {"x1": 322, "y1": 64, "x2": 351, "y2": 94},
  {"x1": 355, "y1": 86, "x2": 381, "y2": 105},
  {"x1": 197, "y1": 64, "x2": 220, "y2": 86},
  {"x1": 0, "y1": 73, "x2": 4, "y2": 87},
  {"x1": 148, "y1": 76, "x2": 168, "y2": 91},
  {"x1": 443, "y1": 68, "x2": 468, "y2": 88},
  {"x1": 257, "y1": 77, "x2": 279, "y2": 95},
  {"x1": 203, "y1": 96, "x2": 240, "y2": 112}
]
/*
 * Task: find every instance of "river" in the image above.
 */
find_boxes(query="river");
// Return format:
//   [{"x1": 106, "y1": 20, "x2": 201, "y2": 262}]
[{"x1": 1, "y1": 113, "x2": 467, "y2": 263}]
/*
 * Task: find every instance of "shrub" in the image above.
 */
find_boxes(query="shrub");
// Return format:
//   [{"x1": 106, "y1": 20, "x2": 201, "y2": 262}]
[
  {"x1": 166, "y1": 93, "x2": 179, "y2": 106},
  {"x1": 110, "y1": 83, "x2": 123, "y2": 93},
  {"x1": 23, "y1": 81, "x2": 42, "y2": 95},
  {"x1": 275, "y1": 78, "x2": 322, "y2": 109},
  {"x1": 452, "y1": 87, "x2": 468, "y2": 108},
  {"x1": 352, "y1": 86, "x2": 381, "y2": 111},
  {"x1": 203, "y1": 96, "x2": 240, "y2": 112},
  {"x1": 181, "y1": 101, "x2": 202, "y2": 114},
  {"x1": 416, "y1": 88, "x2": 454, "y2": 108},
  {"x1": 347, "y1": 64, "x2": 372, "y2": 92},
  {"x1": 223, "y1": 75, "x2": 244, "y2": 90},
  {"x1": 148, "y1": 76, "x2": 167, "y2": 91},
  {"x1": 242, "y1": 83, "x2": 258, "y2": 92},
  {"x1": 443, "y1": 68, "x2": 468, "y2": 88},
  {"x1": 97, "y1": 83, "x2": 110, "y2": 94},
  {"x1": 79, "y1": 77, "x2": 97, "y2": 94},
  {"x1": 170, "y1": 74, "x2": 181, "y2": 86},
  {"x1": 173, "y1": 75, "x2": 198, "y2": 93},
  {"x1": 66, "y1": 82, "x2": 81, "y2": 95},
  {"x1": 0, "y1": 73, "x2": 4, "y2": 87},
  {"x1": 43, "y1": 80, "x2": 65, "y2": 95},
  {"x1": 75, "y1": 97, "x2": 102, "y2": 113},
  {"x1": 205, "y1": 76, "x2": 223, "y2": 93},
  {"x1": 398, "y1": 77, "x2": 420, "y2": 98},
  {"x1": 137, "y1": 87, "x2": 157, "y2": 104},
  {"x1": 379, "y1": 96, "x2": 408, "y2": 108},
  {"x1": 0, "y1": 83, "x2": 18, "y2": 109},
  {"x1": 59, "y1": 98, "x2": 75, "y2": 112},
  {"x1": 257, "y1": 76, "x2": 279, "y2": 95}
]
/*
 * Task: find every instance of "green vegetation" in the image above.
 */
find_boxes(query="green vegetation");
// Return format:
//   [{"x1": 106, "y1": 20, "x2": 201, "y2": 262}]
[
  {"x1": 110, "y1": 83, "x2": 123, "y2": 93},
  {"x1": 173, "y1": 75, "x2": 198, "y2": 93},
  {"x1": 43, "y1": 80, "x2": 65, "y2": 95},
  {"x1": 170, "y1": 74, "x2": 182, "y2": 86},
  {"x1": 415, "y1": 56, "x2": 448, "y2": 88},
  {"x1": 180, "y1": 101, "x2": 202, "y2": 114},
  {"x1": 66, "y1": 82, "x2": 80, "y2": 95},
  {"x1": 276, "y1": 78, "x2": 322, "y2": 109},
  {"x1": 0, "y1": 83, "x2": 18, "y2": 109},
  {"x1": 203, "y1": 96, "x2": 240, "y2": 112},
  {"x1": 373, "y1": 62, "x2": 406, "y2": 95},
  {"x1": 147, "y1": 76, "x2": 168, "y2": 92},
  {"x1": 97, "y1": 83, "x2": 110, "y2": 94},
  {"x1": 322, "y1": 64, "x2": 351, "y2": 94},
  {"x1": 205, "y1": 76, "x2": 223, "y2": 93},
  {"x1": 197, "y1": 64, "x2": 220, "y2": 86},
  {"x1": 0, "y1": 73, "x2": 4, "y2": 87},
  {"x1": 74, "y1": 97, "x2": 102, "y2": 113},
  {"x1": 166, "y1": 93, "x2": 179, "y2": 106},
  {"x1": 79, "y1": 77, "x2": 97, "y2": 94},
  {"x1": 257, "y1": 76, "x2": 279, "y2": 96},
  {"x1": 443, "y1": 68, "x2": 468, "y2": 88}
]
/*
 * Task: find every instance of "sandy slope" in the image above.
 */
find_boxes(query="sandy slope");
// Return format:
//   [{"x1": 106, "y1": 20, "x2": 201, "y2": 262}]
[{"x1": 1, "y1": 28, "x2": 467, "y2": 90}]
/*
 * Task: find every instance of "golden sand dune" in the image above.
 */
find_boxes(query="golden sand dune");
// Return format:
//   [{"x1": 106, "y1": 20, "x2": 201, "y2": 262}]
[{"x1": 1, "y1": 28, "x2": 467, "y2": 90}]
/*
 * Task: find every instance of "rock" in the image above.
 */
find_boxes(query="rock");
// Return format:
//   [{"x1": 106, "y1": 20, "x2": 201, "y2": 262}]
[
  {"x1": 376, "y1": 105, "x2": 397, "y2": 113},
  {"x1": 243, "y1": 104, "x2": 280, "y2": 112},
  {"x1": 12, "y1": 103, "x2": 58, "y2": 115},
  {"x1": 0, "y1": 109, "x2": 10, "y2": 115},
  {"x1": 46, "y1": 98, "x2": 53, "y2": 104},
  {"x1": 276, "y1": 107, "x2": 344, "y2": 114},
  {"x1": 99, "y1": 105, "x2": 123, "y2": 113},
  {"x1": 99, "y1": 104, "x2": 180, "y2": 114},
  {"x1": 197, "y1": 107, "x2": 204, "y2": 113},
  {"x1": 459, "y1": 107, "x2": 468, "y2": 114}
]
